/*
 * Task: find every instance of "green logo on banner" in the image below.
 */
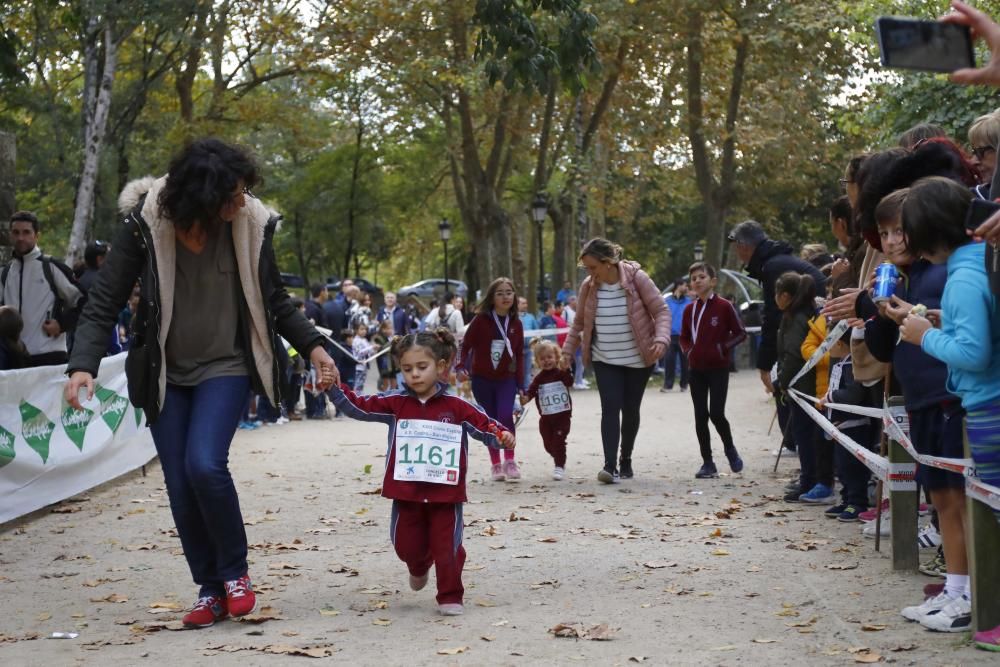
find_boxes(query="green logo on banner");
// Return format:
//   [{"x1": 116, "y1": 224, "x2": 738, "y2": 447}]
[
  {"x1": 19, "y1": 401, "x2": 55, "y2": 463},
  {"x1": 134, "y1": 407, "x2": 143, "y2": 428},
  {"x1": 0, "y1": 425, "x2": 15, "y2": 468},
  {"x1": 61, "y1": 401, "x2": 95, "y2": 451},
  {"x1": 96, "y1": 385, "x2": 129, "y2": 433}
]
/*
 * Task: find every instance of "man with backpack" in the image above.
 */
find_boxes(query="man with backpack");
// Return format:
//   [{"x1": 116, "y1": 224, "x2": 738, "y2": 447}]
[{"x1": 1, "y1": 211, "x2": 83, "y2": 366}]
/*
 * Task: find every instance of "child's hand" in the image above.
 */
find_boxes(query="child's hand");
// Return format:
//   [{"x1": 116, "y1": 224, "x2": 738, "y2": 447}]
[
  {"x1": 900, "y1": 313, "x2": 932, "y2": 345},
  {"x1": 926, "y1": 309, "x2": 942, "y2": 328},
  {"x1": 499, "y1": 431, "x2": 516, "y2": 449},
  {"x1": 518, "y1": 393, "x2": 530, "y2": 406},
  {"x1": 884, "y1": 295, "x2": 913, "y2": 325}
]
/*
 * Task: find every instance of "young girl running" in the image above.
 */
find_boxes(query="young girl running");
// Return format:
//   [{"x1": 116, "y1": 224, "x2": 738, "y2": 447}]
[
  {"x1": 373, "y1": 318, "x2": 399, "y2": 392},
  {"x1": 520, "y1": 339, "x2": 573, "y2": 480},
  {"x1": 330, "y1": 329, "x2": 515, "y2": 616},
  {"x1": 455, "y1": 278, "x2": 525, "y2": 481},
  {"x1": 351, "y1": 322, "x2": 375, "y2": 391},
  {"x1": 900, "y1": 177, "x2": 1000, "y2": 640},
  {"x1": 678, "y1": 262, "x2": 746, "y2": 479}
]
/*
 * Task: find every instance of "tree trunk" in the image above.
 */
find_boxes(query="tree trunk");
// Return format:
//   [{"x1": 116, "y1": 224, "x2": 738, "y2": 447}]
[
  {"x1": 292, "y1": 208, "x2": 310, "y2": 287},
  {"x1": 0, "y1": 131, "x2": 14, "y2": 264},
  {"x1": 68, "y1": 19, "x2": 118, "y2": 265}
]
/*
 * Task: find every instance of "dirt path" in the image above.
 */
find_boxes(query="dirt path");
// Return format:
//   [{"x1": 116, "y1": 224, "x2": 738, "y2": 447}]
[{"x1": 0, "y1": 373, "x2": 990, "y2": 665}]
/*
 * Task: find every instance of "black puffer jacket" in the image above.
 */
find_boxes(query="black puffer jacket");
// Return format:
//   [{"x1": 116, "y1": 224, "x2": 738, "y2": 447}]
[
  {"x1": 68, "y1": 176, "x2": 323, "y2": 425},
  {"x1": 745, "y1": 239, "x2": 828, "y2": 373}
]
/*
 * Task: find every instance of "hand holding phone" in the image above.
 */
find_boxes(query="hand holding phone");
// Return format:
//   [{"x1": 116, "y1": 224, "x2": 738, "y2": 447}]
[
  {"x1": 876, "y1": 16, "x2": 975, "y2": 73},
  {"x1": 965, "y1": 198, "x2": 1000, "y2": 231}
]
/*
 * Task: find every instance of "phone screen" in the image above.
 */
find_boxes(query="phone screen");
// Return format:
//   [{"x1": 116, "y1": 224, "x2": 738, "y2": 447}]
[{"x1": 876, "y1": 17, "x2": 974, "y2": 73}]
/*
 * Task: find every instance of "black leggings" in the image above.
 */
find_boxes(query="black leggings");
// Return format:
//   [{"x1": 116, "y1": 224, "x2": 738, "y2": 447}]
[
  {"x1": 592, "y1": 361, "x2": 654, "y2": 471},
  {"x1": 689, "y1": 368, "x2": 736, "y2": 463}
]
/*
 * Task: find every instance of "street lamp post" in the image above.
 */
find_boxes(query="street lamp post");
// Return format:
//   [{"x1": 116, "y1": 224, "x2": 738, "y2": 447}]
[
  {"x1": 417, "y1": 238, "x2": 425, "y2": 280},
  {"x1": 438, "y1": 218, "x2": 452, "y2": 294},
  {"x1": 693, "y1": 244, "x2": 704, "y2": 263},
  {"x1": 531, "y1": 193, "x2": 548, "y2": 303}
]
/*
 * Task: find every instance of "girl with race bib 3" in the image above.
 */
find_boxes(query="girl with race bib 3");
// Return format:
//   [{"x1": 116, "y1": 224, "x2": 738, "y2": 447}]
[
  {"x1": 329, "y1": 329, "x2": 515, "y2": 616},
  {"x1": 520, "y1": 339, "x2": 573, "y2": 480},
  {"x1": 455, "y1": 278, "x2": 525, "y2": 481}
]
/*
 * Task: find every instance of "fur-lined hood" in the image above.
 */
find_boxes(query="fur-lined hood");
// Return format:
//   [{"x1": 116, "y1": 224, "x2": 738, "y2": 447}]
[{"x1": 118, "y1": 175, "x2": 282, "y2": 231}]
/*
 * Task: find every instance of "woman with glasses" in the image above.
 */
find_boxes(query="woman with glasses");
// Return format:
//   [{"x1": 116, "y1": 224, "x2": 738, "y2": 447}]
[
  {"x1": 968, "y1": 110, "x2": 1000, "y2": 194},
  {"x1": 561, "y1": 238, "x2": 670, "y2": 483},
  {"x1": 64, "y1": 138, "x2": 339, "y2": 629}
]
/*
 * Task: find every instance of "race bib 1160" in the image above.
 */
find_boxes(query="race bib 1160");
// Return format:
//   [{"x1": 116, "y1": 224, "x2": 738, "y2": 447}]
[
  {"x1": 394, "y1": 419, "x2": 463, "y2": 485},
  {"x1": 538, "y1": 381, "x2": 571, "y2": 416}
]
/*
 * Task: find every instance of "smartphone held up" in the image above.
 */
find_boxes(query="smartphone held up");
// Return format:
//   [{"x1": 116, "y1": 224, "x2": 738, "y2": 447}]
[{"x1": 875, "y1": 16, "x2": 975, "y2": 73}]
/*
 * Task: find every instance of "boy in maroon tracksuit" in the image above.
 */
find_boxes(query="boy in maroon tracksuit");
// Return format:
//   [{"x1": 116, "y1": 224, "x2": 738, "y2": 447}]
[
  {"x1": 330, "y1": 330, "x2": 514, "y2": 616},
  {"x1": 520, "y1": 339, "x2": 573, "y2": 480},
  {"x1": 679, "y1": 262, "x2": 747, "y2": 479}
]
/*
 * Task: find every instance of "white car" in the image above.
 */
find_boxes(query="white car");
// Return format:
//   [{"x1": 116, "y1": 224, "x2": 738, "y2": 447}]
[{"x1": 396, "y1": 278, "x2": 469, "y2": 303}]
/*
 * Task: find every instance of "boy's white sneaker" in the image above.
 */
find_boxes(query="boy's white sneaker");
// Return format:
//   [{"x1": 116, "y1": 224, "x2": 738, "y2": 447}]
[
  {"x1": 901, "y1": 591, "x2": 954, "y2": 623},
  {"x1": 920, "y1": 595, "x2": 971, "y2": 633},
  {"x1": 552, "y1": 466, "x2": 565, "y2": 481}
]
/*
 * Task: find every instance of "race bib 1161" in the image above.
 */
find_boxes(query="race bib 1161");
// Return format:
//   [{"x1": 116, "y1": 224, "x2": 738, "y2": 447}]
[{"x1": 394, "y1": 419, "x2": 463, "y2": 485}]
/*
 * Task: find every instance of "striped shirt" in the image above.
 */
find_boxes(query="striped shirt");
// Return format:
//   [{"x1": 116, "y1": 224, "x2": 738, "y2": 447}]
[{"x1": 591, "y1": 282, "x2": 645, "y2": 368}]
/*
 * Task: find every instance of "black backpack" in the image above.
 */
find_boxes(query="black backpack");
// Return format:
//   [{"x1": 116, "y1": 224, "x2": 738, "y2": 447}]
[{"x1": 1, "y1": 254, "x2": 85, "y2": 332}]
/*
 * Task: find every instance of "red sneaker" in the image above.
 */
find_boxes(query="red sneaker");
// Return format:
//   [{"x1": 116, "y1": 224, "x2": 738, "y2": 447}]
[
  {"x1": 182, "y1": 595, "x2": 229, "y2": 628},
  {"x1": 224, "y1": 574, "x2": 256, "y2": 617}
]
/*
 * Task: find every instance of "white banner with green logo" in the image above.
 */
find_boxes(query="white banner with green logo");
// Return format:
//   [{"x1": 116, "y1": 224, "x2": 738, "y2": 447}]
[{"x1": 0, "y1": 352, "x2": 154, "y2": 524}]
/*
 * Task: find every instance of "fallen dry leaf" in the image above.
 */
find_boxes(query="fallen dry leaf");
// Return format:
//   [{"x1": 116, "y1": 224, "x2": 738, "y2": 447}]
[
  {"x1": 475, "y1": 599, "x2": 496, "y2": 608},
  {"x1": 752, "y1": 638, "x2": 779, "y2": 644},
  {"x1": 328, "y1": 565, "x2": 359, "y2": 577},
  {"x1": 642, "y1": 560, "x2": 677, "y2": 569},
  {"x1": 371, "y1": 618, "x2": 392, "y2": 626},
  {"x1": 549, "y1": 622, "x2": 616, "y2": 641},
  {"x1": 890, "y1": 643, "x2": 917, "y2": 652},
  {"x1": 318, "y1": 607, "x2": 340, "y2": 617},
  {"x1": 268, "y1": 562, "x2": 299, "y2": 571},
  {"x1": 854, "y1": 649, "x2": 882, "y2": 664},
  {"x1": 125, "y1": 544, "x2": 156, "y2": 552},
  {"x1": 437, "y1": 646, "x2": 469, "y2": 655},
  {"x1": 537, "y1": 537, "x2": 558, "y2": 543},
  {"x1": 826, "y1": 563, "x2": 859, "y2": 571},
  {"x1": 91, "y1": 593, "x2": 129, "y2": 604},
  {"x1": 711, "y1": 549, "x2": 730, "y2": 556},
  {"x1": 786, "y1": 616, "x2": 818, "y2": 628},
  {"x1": 36, "y1": 612, "x2": 51, "y2": 622},
  {"x1": 234, "y1": 607, "x2": 283, "y2": 624},
  {"x1": 860, "y1": 624, "x2": 886, "y2": 632},
  {"x1": 629, "y1": 658, "x2": 647, "y2": 664}
]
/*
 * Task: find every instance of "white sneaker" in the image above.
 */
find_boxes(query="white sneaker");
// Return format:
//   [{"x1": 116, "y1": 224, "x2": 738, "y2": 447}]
[
  {"x1": 901, "y1": 591, "x2": 954, "y2": 623},
  {"x1": 438, "y1": 603, "x2": 464, "y2": 616},
  {"x1": 920, "y1": 595, "x2": 971, "y2": 633},
  {"x1": 552, "y1": 467, "x2": 565, "y2": 481},
  {"x1": 862, "y1": 518, "x2": 890, "y2": 538},
  {"x1": 573, "y1": 382, "x2": 588, "y2": 390},
  {"x1": 917, "y1": 523, "x2": 942, "y2": 549},
  {"x1": 275, "y1": 416, "x2": 290, "y2": 425}
]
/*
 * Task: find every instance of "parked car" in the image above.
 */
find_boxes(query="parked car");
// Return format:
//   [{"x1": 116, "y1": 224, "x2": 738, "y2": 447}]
[
  {"x1": 325, "y1": 277, "x2": 385, "y2": 307},
  {"x1": 280, "y1": 272, "x2": 305, "y2": 288},
  {"x1": 396, "y1": 278, "x2": 469, "y2": 303}
]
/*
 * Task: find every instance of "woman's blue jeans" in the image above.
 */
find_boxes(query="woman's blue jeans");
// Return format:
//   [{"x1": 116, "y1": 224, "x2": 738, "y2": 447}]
[{"x1": 150, "y1": 375, "x2": 250, "y2": 597}]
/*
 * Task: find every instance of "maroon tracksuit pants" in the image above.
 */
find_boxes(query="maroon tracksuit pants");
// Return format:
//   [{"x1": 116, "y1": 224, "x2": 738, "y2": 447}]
[
  {"x1": 539, "y1": 412, "x2": 571, "y2": 467},
  {"x1": 390, "y1": 500, "x2": 465, "y2": 605}
]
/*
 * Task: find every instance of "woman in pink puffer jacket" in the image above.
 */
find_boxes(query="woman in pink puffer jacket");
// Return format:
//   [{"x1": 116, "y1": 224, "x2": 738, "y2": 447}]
[{"x1": 561, "y1": 238, "x2": 671, "y2": 483}]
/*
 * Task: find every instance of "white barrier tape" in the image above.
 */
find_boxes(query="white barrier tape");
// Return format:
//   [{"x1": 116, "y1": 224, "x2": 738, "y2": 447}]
[
  {"x1": 787, "y1": 388, "x2": 885, "y2": 419},
  {"x1": 315, "y1": 326, "x2": 392, "y2": 365},
  {"x1": 786, "y1": 319, "x2": 849, "y2": 390},
  {"x1": 966, "y1": 477, "x2": 1000, "y2": 511},
  {"x1": 523, "y1": 327, "x2": 572, "y2": 338},
  {"x1": 881, "y1": 403, "x2": 977, "y2": 477},
  {"x1": 786, "y1": 390, "x2": 910, "y2": 489}
]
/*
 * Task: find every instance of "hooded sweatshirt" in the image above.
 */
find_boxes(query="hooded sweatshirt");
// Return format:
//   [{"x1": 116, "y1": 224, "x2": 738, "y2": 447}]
[{"x1": 921, "y1": 242, "x2": 1000, "y2": 410}]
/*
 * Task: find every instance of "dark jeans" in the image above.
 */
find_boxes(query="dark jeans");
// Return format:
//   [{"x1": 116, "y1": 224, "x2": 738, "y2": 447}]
[
  {"x1": 834, "y1": 423, "x2": 873, "y2": 507},
  {"x1": 151, "y1": 375, "x2": 250, "y2": 597},
  {"x1": 592, "y1": 361, "x2": 654, "y2": 471},
  {"x1": 789, "y1": 400, "x2": 833, "y2": 490},
  {"x1": 689, "y1": 368, "x2": 735, "y2": 463},
  {"x1": 663, "y1": 339, "x2": 688, "y2": 389}
]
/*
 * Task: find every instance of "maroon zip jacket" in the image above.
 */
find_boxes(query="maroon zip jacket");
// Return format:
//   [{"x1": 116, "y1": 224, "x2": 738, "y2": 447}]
[
  {"x1": 330, "y1": 383, "x2": 509, "y2": 504},
  {"x1": 456, "y1": 311, "x2": 524, "y2": 387},
  {"x1": 678, "y1": 294, "x2": 747, "y2": 370},
  {"x1": 524, "y1": 368, "x2": 573, "y2": 416}
]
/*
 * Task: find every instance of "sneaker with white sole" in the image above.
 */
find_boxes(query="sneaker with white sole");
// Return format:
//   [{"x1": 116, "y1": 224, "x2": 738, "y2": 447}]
[
  {"x1": 552, "y1": 467, "x2": 565, "y2": 481},
  {"x1": 919, "y1": 548, "x2": 947, "y2": 578},
  {"x1": 917, "y1": 523, "x2": 942, "y2": 549},
  {"x1": 920, "y1": 595, "x2": 972, "y2": 633},
  {"x1": 862, "y1": 518, "x2": 890, "y2": 538},
  {"x1": 504, "y1": 460, "x2": 521, "y2": 481},
  {"x1": 438, "y1": 603, "x2": 464, "y2": 616},
  {"x1": 901, "y1": 591, "x2": 955, "y2": 623},
  {"x1": 491, "y1": 463, "x2": 506, "y2": 482}
]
